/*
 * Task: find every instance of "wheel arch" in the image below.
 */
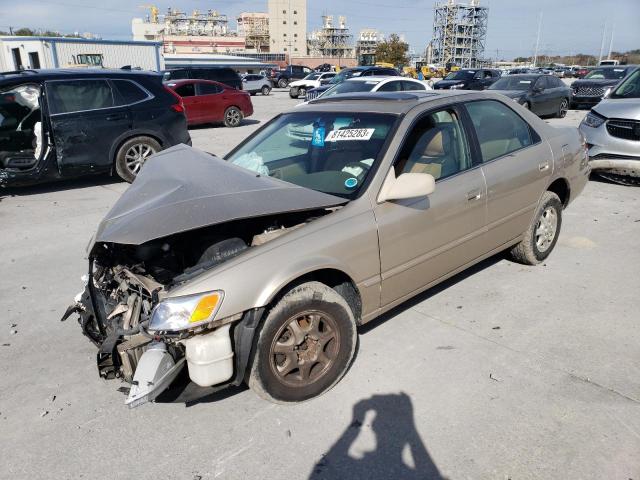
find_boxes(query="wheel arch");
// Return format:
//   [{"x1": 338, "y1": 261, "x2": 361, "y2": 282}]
[{"x1": 547, "y1": 177, "x2": 571, "y2": 207}]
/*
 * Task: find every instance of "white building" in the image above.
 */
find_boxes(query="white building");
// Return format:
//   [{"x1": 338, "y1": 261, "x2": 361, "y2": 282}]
[
  {"x1": 268, "y1": 0, "x2": 307, "y2": 55},
  {"x1": 0, "y1": 37, "x2": 163, "y2": 72}
]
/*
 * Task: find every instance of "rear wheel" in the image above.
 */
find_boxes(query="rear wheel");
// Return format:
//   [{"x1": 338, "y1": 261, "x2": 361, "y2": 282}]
[
  {"x1": 223, "y1": 106, "x2": 243, "y2": 128},
  {"x1": 114, "y1": 136, "x2": 161, "y2": 183},
  {"x1": 556, "y1": 98, "x2": 569, "y2": 118},
  {"x1": 278, "y1": 78, "x2": 289, "y2": 88},
  {"x1": 261, "y1": 85, "x2": 271, "y2": 96},
  {"x1": 509, "y1": 191, "x2": 563, "y2": 265},
  {"x1": 248, "y1": 282, "x2": 358, "y2": 403}
]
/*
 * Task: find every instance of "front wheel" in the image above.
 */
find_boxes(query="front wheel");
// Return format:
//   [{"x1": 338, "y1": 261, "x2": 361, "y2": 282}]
[
  {"x1": 261, "y1": 85, "x2": 271, "y2": 96},
  {"x1": 114, "y1": 136, "x2": 161, "y2": 183},
  {"x1": 509, "y1": 191, "x2": 563, "y2": 265},
  {"x1": 223, "y1": 106, "x2": 243, "y2": 128},
  {"x1": 556, "y1": 98, "x2": 569, "y2": 118},
  {"x1": 248, "y1": 282, "x2": 358, "y2": 403},
  {"x1": 289, "y1": 87, "x2": 300, "y2": 99}
]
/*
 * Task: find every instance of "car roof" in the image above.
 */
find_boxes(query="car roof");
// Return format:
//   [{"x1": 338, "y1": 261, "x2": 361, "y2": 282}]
[
  {"x1": 0, "y1": 68, "x2": 161, "y2": 86},
  {"x1": 300, "y1": 90, "x2": 477, "y2": 115}
]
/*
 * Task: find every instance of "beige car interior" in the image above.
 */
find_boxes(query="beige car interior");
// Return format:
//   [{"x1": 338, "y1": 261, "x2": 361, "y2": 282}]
[{"x1": 0, "y1": 83, "x2": 43, "y2": 169}]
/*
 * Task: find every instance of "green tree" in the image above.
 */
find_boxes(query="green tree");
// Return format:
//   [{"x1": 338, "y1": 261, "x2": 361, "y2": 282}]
[{"x1": 375, "y1": 34, "x2": 409, "y2": 67}]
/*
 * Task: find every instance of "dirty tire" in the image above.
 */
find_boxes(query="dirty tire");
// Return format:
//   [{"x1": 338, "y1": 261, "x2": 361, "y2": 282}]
[
  {"x1": 248, "y1": 282, "x2": 358, "y2": 404},
  {"x1": 114, "y1": 136, "x2": 161, "y2": 183},
  {"x1": 261, "y1": 86, "x2": 271, "y2": 96},
  {"x1": 278, "y1": 78, "x2": 289, "y2": 88},
  {"x1": 509, "y1": 191, "x2": 563, "y2": 265},
  {"x1": 223, "y1": 106, "x2": 243, "y2": 128},
  {"x1": 289, "y1": 87, "x2": 300, "y2": 99}
]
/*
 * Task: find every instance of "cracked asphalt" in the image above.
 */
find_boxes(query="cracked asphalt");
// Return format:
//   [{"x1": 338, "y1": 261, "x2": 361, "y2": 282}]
[{"x1": 1, "y1": 89, "x2": 639, "y2": 480}]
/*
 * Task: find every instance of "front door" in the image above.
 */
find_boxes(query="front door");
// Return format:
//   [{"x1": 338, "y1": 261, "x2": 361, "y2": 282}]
[
  {"x1": 45, "y1": 78, "x2": 131, "y2": 175},
  {"x1": 375, "y1": 107, "x2": 488, "y2": 306},
  {"x1": 196, "y1": 82, "x2": 225, "y2": 123},
  {"x1": 464, "y1": 99, "x2": 553, "y2": 245}
]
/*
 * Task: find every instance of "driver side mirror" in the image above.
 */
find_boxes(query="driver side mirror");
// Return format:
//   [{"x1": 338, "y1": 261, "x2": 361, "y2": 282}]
[
  {"x1": 533, "y1": 85, "x2": 543, "y2": 93},
  {"x1": 378, "y1": 172, "x2": 436, "y2": 202}
]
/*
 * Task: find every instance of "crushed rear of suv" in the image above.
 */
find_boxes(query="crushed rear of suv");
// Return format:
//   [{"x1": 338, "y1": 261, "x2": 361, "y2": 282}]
[{"x1": 0, "y1": 69, "x2": 190, "y2": 187}]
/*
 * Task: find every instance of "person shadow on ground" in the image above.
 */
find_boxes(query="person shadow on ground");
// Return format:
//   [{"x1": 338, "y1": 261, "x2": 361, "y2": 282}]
[{"x1": 309, "y1": 392, "x2": 446, "y2": 480}]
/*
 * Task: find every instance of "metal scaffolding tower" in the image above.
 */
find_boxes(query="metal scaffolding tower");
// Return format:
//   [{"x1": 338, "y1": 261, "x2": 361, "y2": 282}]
[
  {"x1": 431, "y1": 0, "x2": 488, "y2": 68},
  {"x1": 307, "y1": 16, "x2": 354, "y2": 58}
]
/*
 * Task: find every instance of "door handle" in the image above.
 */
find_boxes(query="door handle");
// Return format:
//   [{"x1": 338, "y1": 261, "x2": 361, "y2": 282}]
[
  {"x1": 539, "y1": 162, "x2": 550, "y2": 172},
  {"x1": 467, "y1": 189, "x2": 482, "y2": 201},
  {"x1": 105, "y1": 113, "x2": 126, "y2": 121}
]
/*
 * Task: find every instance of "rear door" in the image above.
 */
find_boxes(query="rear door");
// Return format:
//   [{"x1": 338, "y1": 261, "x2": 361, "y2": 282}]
[
  {"x1": 464, "y1": 99, "x2": 552, "y2": 246},
  {"x1": 45, "y1": 78, "x2": 131, "y2": 175},
  {"x1": 173, "y1": 82, "x2": 198, "y2": 123},
  {"x1": 196, "y1": 82, "x2": 225, "y2": 122}
]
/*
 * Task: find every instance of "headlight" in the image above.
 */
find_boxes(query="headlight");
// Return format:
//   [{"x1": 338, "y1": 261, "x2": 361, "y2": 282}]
[
  {"x1": 582, "y1": 112, "x2": 606, "y2": 128},
  {"x1": 149, "y1": 291, "x2": 224, "y2": 332}
]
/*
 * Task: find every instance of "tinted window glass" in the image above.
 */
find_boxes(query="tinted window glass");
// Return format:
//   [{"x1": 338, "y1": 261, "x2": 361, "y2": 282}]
[
  {"x1": 47, "y1": 80, "x2": 114, "y2": 114},
  {"x1": 611, "y1": 69, "x2": 640, "y2": 98},
  {"x1": 113, "y1": 80, "x2": 148, "y2": 105},
  {"x1": 322, "y1": 80, "x2": 379, "y2": 97},
  {"x1": 397, "y1": 109, "x2": 472, "y2": 180},
  {"x1": 174, "y1": 84, "x2": 195, "y2": 97},
  {"x1": 466, "y1": 100, "x2": 533, "y2": 163},
  {"x1": 401, "y1": 81, "x2": 426, "y2": 91},
  {"x1": 377, "y1": 81, "x2": 403, "y2": 92},
  {"x1": 199, "y1": 83, "x2": 222, "y2": 95}
]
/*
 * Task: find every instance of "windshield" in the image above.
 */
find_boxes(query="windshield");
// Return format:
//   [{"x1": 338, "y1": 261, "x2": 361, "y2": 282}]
[
  {"x1": 489, "y1": 76, "x2": 535, "y2": 90},
  {"x1": 321, "y1": 80, "x2": 380, "y2": 98},
  {"x1": 304, "y1": 73, "x2": 321, "y2": 81},
  {"x1": 226, "y1": 112, "x2": 397, "y2": 199},
  {"x1": 328, "y1": 69, "x2": 362, "y2": 85},
  {"x1": 445, "y1": 70, "x2": 475, "y2": 80},
  {"x1": 610, "y1": 69, "x2": 640, "y2": 99},
  {"x1": 584, "y1": 68, "x2": 627, "y2": 80}
]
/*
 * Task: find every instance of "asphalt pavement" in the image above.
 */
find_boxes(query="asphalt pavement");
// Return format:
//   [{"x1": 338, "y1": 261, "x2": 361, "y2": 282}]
[{"x1": 1, "y1": 89, "x2": 639, "y2": 480}]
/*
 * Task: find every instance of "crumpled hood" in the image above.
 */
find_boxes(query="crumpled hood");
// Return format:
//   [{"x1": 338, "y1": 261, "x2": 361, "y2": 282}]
[
  {"x1": 592, "y1": 98, "x2": 640, "y2": 121},
  {"x1": 94, "y1": 145, "x2": 346, "y2": 246}
]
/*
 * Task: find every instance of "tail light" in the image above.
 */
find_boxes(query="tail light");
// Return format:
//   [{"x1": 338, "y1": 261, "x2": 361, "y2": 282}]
[{"x1": 164, "y1": 86, "x2": 185, "y2": 113}]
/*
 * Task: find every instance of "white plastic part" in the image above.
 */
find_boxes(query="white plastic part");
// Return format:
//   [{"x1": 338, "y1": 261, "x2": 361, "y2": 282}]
[
  {"x1": 125, "y1": 342, "x2": 185, "y2": 408},
  {"x1": 186, "y1": 324, "x2": 234, "y2": 387}
]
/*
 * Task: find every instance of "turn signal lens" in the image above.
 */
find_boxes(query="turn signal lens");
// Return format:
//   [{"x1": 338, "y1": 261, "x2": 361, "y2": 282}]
[{"x1": 190, "y1": 292, "x2": 223, "y2": 324}]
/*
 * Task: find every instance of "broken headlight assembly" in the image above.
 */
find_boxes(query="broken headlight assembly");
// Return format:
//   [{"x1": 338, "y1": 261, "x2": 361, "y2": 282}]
[
  {"x1": 582, "y1": 111, "x2": 606, "y2": 129},
  {"x1": 149, "y1": 290, "x2": 224, "y2": 332}
]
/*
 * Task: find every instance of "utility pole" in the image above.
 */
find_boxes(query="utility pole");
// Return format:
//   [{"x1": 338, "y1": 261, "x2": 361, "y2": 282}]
[
  {"x1": 607, "y1": 23, "x2": 615, "y2": 59},
  {"x1": 598, "y1": 22, "x2": 607, "y2": 63},
  {"x1": 533, "y1": 11, "x2": 542, "y2": 67}
]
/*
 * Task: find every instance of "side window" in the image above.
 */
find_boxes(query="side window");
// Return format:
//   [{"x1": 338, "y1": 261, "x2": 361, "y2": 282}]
[
  {"x1": 396, "y1": 109, "x2": 472, "y2": 181},
  {"x1": 175, "y1": 83, "x2": 195, "y2": 97},
  {"x1": 112, "y1": 80, "x2": 148, "y2": 105},
  {"x1": 377, "y1": 81, "x2": 402, "y2": 92},
  {"x1": 466, "y1": 100, "x2": 534, "y2": 163},
  {"x1": 401, "y1": 81, "x2": 426, "y2": 91},
  {"x1": 198, "y1": 83, "x2": 222, "y2": 95},
  {"x1": 47, "y1": 80, "x2": 114, "y2": 114},
  {"x1": 534, "y1": 77, "x2": 546, "y2": 90}
]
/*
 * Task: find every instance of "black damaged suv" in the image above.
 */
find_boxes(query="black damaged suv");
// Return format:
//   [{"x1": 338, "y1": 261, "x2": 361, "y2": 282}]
[{"x1": 0, "y1": 69, "x2": 191, "y2": 187}]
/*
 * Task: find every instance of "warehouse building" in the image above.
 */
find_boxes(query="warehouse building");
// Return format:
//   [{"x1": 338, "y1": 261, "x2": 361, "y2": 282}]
[{"x1": 0, "y1": 36, "x2": 162, "y2": 72}]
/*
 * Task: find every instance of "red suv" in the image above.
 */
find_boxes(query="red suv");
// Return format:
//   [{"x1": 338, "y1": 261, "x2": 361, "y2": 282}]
[{"x1": 166, "y1": 79, "x2": 253, "y2": 128}]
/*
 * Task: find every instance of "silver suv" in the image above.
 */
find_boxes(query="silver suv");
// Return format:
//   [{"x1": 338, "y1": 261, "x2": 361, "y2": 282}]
[{"x1": 579, "y1": 67, "x2": 640, "y2": 185}]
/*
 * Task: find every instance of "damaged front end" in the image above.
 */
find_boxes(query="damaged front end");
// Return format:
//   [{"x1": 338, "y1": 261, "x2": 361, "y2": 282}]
[{"x1": 62, "y1": 145, "x2": 346, "y2": 407}]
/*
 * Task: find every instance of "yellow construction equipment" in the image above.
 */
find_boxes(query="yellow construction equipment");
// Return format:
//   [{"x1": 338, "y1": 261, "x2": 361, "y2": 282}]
[{"x1": 139, "y1": 5, "x2": 159, "y2": 23}]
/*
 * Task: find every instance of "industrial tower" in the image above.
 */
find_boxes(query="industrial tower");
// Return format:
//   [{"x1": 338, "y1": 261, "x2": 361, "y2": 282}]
[{"x1": 431, "y1": 0, "x2": 488, "y2": 68}]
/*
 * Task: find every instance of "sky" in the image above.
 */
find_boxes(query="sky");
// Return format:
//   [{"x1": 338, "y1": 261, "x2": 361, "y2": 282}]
[{"x1": 0, "y1": 0, "x2": 638, "y2": 59}]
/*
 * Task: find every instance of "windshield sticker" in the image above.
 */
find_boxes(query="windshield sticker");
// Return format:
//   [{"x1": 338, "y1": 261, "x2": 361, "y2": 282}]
[
  {"x1": 325, "y1": 128, "x2": 375, "y2": 142},
  {"x1": 614, "y1": 69, "x2": 624, "y2": 72},
  {"x1": 312, "y1": 126, "x2": 326, "y2": 147},
  {"x1": 519, "y1": 80, "x2": 532, "y2": 84},
  {"x1": 345, "y1": 177, "x2": 358, "y2": 189}
]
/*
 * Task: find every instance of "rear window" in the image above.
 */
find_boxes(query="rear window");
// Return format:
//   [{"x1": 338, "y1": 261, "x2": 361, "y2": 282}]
[
  {"x1": 47, "y1": 79, "x2": 114, "y2": 114},
  {"x1": 112, "y1": 80, "x2": 148, "y2": 105}
]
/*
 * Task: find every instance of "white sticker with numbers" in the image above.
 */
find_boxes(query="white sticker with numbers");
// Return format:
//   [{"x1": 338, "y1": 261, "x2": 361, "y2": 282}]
[{"x1": 325, "y1": 128, "x2": 375, "y2": 142}]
